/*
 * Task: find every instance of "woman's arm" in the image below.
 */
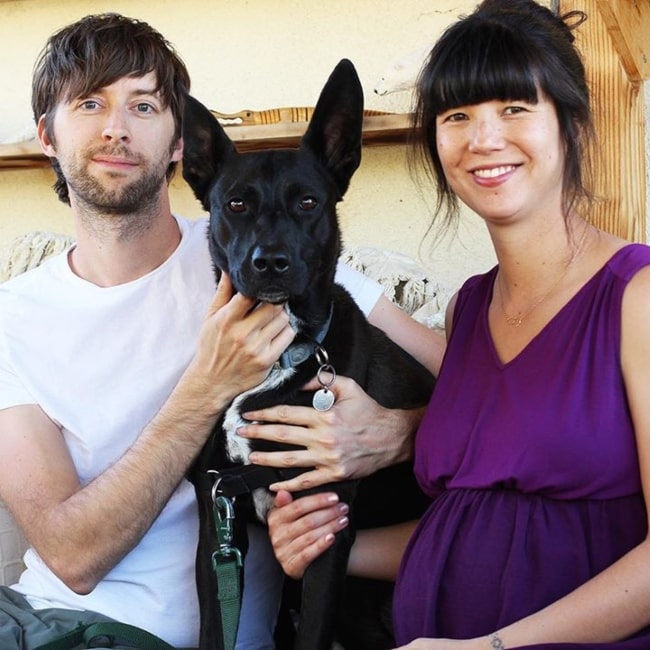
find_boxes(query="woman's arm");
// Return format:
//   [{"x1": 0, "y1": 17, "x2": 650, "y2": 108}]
[
  {"x1": 348, "y1": 520, "x2": 418, "y2": 581},
  {"x1": 368, "y1": 294, "x2": 446, "y2": 376}
]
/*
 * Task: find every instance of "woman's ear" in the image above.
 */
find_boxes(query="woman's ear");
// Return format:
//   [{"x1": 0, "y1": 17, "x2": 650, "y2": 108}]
[{"x1": 37, "y1": 114, "x2": 56, "y2": 157}]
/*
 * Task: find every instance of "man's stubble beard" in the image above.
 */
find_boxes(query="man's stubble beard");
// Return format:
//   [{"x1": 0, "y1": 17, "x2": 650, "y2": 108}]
[{"x1": 63, "y1": 145, "x2": 175, "y2": 241}]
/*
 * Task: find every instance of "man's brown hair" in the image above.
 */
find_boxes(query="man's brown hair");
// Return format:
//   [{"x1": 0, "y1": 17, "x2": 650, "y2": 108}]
[{"x1": 32, "y1": 13, "x2": 191, "y2": 203}]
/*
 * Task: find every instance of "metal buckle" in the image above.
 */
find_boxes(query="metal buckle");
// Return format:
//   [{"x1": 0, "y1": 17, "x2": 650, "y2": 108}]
[{"x1": 208, "y1": 471, "x2": 243, "y2": 568}]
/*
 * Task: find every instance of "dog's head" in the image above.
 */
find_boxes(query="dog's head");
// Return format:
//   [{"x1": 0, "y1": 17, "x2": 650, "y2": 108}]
[{"x1": 182, "y1": 59, "x2": 363, "y2": 326}]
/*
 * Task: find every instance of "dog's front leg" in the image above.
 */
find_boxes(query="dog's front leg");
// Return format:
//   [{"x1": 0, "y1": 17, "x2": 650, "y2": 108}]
[{"x1": 293, "y1": 518, "x2": 356, "y2": 650}]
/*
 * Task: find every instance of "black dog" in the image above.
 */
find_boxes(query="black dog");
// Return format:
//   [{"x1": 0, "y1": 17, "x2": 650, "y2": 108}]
[{"x1": 182, "y1": 59, "x2": 434, "y2": 650}]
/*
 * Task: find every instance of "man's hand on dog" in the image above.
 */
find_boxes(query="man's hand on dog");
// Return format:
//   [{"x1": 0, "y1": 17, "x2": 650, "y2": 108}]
[
  {"x1": 238, "y1": 376, "x2": 423, "y2": 491},
  {"x1": 183, "y1": 273, "x2": 296, "y2": 416}
]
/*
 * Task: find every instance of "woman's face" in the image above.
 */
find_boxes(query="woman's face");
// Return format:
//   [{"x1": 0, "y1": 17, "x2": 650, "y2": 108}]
[{"x1": 435, "y1": 93, "x2": 566, "y2": 225}]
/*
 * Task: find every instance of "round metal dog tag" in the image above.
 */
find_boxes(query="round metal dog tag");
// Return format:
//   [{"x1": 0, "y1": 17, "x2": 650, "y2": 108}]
[{"x1": 312, "y1": 388, "x2": 335, "y2": 411}]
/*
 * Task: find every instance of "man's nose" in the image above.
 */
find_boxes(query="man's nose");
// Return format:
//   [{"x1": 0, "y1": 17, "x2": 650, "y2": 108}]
[{"x1": 102, "y1": 108, "x2": 130, "y2": 142}]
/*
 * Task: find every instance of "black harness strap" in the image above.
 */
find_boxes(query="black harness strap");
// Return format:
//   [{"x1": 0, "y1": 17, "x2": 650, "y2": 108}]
[{"x1": 195, "y1": 464, "x2": 308, "y2": 498}]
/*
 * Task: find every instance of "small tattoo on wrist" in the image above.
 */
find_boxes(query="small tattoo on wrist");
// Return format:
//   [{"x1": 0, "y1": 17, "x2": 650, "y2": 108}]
[{"x1": 490, "y1": 632, "x2": 505, "y2": 650}]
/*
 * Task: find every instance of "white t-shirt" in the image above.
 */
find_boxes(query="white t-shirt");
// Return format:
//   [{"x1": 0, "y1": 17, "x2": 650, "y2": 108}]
[{"x1": 0, "y1": 216, "x2": 382, "y2": 648}]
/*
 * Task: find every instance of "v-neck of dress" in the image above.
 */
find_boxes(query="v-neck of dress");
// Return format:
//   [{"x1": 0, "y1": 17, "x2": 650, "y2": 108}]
[{"x1": 484, "y1": 245, "x2": 633, "y2": 369}]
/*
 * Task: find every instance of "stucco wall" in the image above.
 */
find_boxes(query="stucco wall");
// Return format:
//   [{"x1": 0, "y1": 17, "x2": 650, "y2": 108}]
[{"x1": 0, "y1": 0, "x2": 647, "y2": 296}]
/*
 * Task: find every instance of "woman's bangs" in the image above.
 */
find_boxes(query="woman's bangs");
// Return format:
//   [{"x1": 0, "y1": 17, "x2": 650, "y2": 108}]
[{"x1": 429, "y1": 25, "x2": 541, "y2": 114}]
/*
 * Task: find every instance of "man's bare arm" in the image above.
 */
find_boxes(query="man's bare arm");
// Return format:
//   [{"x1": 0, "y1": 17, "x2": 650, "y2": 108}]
[{"x1": 0, "y1": 278, "x2": 294, "y2": 593}]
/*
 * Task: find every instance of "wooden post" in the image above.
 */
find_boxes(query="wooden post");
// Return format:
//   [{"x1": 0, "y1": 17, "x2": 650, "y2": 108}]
[{"x1": 560, "y1": 0, "x2": 647, "y2": 242}]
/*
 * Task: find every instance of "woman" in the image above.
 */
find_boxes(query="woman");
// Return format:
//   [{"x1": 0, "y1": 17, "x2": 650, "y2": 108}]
[{"x1": 254, "y1": 0, "x2": 650, "y2": 648}]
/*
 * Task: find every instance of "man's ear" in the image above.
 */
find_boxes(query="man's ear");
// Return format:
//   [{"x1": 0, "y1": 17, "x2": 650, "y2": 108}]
[
  {"x1": 37, "y1": 115, "x2": 56, "y2": 157},
  {"x1": 171, "y1": 136, "x2": 183, "y2": 163}
]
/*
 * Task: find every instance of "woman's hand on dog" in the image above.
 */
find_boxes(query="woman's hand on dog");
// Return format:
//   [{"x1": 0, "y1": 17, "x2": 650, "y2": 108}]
[
  {"x1": 268, "y1": 490, "x2": 417, "y2": 581},
  {"x1": 238, "y1": 376, "x2": 424, "y2": 491},
  {"x1": 267, "y1": 489, "x2": 349, "y2": 579}
]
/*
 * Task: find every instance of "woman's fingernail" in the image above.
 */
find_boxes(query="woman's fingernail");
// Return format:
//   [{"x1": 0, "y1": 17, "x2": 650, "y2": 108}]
[
  {"x1": 327, "y1": 494, "x2": 339, "y2": 503},
  {"x1": 338, "y1": 504, "x2": 349, "y2": 514},
  {"x1": 338, "y1": 516, "x2": 349, "y2": 527}
]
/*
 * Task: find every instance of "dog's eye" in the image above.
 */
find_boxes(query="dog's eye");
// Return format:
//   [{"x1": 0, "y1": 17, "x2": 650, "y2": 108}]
[
  {"x1": 227, "y1": 198, "x2": 246, "y2": 213},
  {"x1": 299, "y1": 197, "x2": 317, "y2": 211}
]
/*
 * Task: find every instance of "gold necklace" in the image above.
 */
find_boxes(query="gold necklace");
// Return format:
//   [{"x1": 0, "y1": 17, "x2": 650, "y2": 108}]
[{"x1": 497, "y1": 225, "x2": 589, "y2": 328}]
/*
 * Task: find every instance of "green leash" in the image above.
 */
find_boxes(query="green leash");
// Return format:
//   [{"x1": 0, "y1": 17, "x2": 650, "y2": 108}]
[
  {"x1": 211, "y1": 493, "x2": 243, "y2": 650},
  {"x1": 34, "y1": 620, "x2": 175, "y2": 649}
]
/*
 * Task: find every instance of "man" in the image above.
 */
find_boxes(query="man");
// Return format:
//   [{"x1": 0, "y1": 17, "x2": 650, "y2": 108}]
[{"x1": 0, "y1": 12, "x2": 442, "y2": 650}]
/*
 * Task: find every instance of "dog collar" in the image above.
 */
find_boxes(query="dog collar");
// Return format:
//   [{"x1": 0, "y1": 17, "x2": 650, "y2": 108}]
[{"x1": 278, "y1": 304, "x2": 333, "y2": 369}]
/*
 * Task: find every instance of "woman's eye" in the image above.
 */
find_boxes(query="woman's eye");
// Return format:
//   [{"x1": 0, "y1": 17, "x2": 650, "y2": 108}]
[
  {"x1": 227, "y1": 198, "x2": 246, "y2": 213},
  {"x1": 504, "y1": 105, "x2": 528, "y2": 115},
  {"x1": 299, "y1": 197, "x2": 317, "y2": 211},
  {"x1": 437, "y1": 110, "x2": 468, "y2": 123}
]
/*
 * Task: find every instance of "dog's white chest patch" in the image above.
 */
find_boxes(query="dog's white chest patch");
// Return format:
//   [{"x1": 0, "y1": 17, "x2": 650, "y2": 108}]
[
  {"x1": 222, "y1": 364, "x2": 295, "y2": 464},
  {"x1": 222, "y1": 365, "x2": 295, "y2": 522}
]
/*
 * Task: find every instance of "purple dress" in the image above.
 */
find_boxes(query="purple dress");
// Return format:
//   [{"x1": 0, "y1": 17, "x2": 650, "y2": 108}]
[{"x1": 393, "y1": 244, "x2": 650, "y2": 649}]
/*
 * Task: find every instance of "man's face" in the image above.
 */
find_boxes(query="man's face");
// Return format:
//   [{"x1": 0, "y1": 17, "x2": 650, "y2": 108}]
[{"x1": 37, "y1": 72, "x2": 183, "y2": 214}]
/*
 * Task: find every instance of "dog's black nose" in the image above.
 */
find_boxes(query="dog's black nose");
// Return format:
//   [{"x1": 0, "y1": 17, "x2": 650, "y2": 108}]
[{"x1": 251, "y1": 246, "x2": 290, "y2": 275}]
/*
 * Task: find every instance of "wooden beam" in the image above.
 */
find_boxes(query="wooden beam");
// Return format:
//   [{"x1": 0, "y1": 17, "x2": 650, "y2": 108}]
[
  {"x1": 596, "y1": 0, "x2": 650, "y2": 82},
  {"x1": 561, "y1": 0, "x2": 646, "y2": 242},
  {"x1": 0, "y1": 114, "x2": 412, "y2": 170}
]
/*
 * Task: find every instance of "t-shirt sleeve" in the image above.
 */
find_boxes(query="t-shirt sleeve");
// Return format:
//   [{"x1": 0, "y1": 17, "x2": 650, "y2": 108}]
[
  {"x1": 0, "y1": 364, "x2": 33, "y2": 410},
  {"x1": 0, "y1": 363, "x2": 33, "y2": 411},
  {"x1": 0, "y1": 304, "x2": 34, "y2": 411},
  {"x1": 334, "y1": 261, "x2": 383, "y2": 317}
]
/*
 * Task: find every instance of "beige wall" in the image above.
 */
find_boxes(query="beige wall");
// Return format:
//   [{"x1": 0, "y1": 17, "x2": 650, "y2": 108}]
[{"x1": 0, "y1": 0, "x2": 647, "y2": 295}]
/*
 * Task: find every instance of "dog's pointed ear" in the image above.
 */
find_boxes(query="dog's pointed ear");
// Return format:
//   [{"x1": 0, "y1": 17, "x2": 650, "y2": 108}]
[
  {"x1": 182, "y1": 94, "x2": 237, "y2": 211},
  {"x1": 300, "y1": 59, "x2": 364, "y2": 198}
]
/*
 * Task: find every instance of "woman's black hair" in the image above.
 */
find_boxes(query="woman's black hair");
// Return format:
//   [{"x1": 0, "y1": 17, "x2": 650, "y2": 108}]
[{"x1": 410, "y1": 0, "x2": 594, "y2": 234}]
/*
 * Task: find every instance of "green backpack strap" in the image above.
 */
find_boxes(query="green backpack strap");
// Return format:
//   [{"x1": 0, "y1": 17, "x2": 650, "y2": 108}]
[
  {"x1": 34, "y1": 621, "x2": 175, "y2": 650},
  {"x1": 32, "y1": 624, "x2": 86, "y2": 650}
]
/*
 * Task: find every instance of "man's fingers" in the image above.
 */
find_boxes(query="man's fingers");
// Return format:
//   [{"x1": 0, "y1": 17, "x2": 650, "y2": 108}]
[
  {"x1": 207, "y1": 273, "x2": 235, "y2": 315},
  {"x1": 242, "y1": 404, "x2": 318, "y2": 426},
  {"x1": 268, "y1": 468, "x2": 341, "y2": 492},
  {"x1": 243, "y1": 376, "x2": 361, "y2": 422}
]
